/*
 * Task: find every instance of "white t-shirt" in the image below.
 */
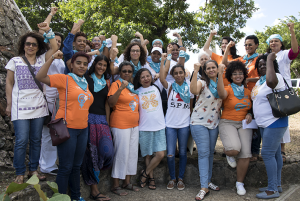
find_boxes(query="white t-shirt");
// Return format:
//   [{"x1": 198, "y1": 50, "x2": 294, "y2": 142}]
[
  {"x1": 5, "y1": 54, "x2": 48, "y2": 121},
  {"x1": 276, "y1": 50, "x2": 292, "y2": 87},
  {"x1": 251, "y1": 73, "x2": 286, "y2": 128},
  {"x1": 190, "y1": 80, "x2": 222, "y2": 129},
  {"x1": 45, "y1": 59, "x2": 65, "y2": 104},
  {"x1": 136, "y1": 80, "x2": 165, "y2": 131},
  {"x1": 165, "y1": 81, "x2": 194, "y2": 128},
  {"x1": 166, "y1": 60, "x2": 191, "y2": 84}
]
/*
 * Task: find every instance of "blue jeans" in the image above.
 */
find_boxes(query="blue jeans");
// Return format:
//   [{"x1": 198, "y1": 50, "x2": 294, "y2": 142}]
[
  {"x1": 190, "y1": 125, "x2": 218, "y2": 188},
  {"x1": 260, "y1": 126, "x2": 287, "y2": 192},
  {"x1": 13, "y1": 117, "x2": 45, "y2": 175},
  {"x1": 56, "y1": 127, "x2": 88, "y2": 200},
  {"x1": 166, "y1": 126, "x2": 190, "y2": 180},
  {"x1": 251, "y1": 129, "x2": 261, "y2": 155}
]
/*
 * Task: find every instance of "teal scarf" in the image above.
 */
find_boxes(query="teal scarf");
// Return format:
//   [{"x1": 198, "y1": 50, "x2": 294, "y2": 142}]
[
  {"x1": 118, "y1": 78, "x2": 139, "y2": 94},
  {"x1": 230, "y1": 83, "x2": 244, "y2": 100},
  {"x1": 243, "y1": 53, "x2": 258, "y2": 65},
  {"x1": 259, "y1": 75, "x2": 266, "y2": 85},
  {"x1": 208, "y1": 78, "x2": 219, "y2": 98},
  {"x1": 149, "y1": 61, "x2": 161, "y2": 73},
  {"x1": 68, "y1": 73, "x2": 87, "y2": 91},
  {"x1": 179, "y1": 50, "x2": 190, "y2": 63},
  {"x1": 91, "y1": 73, "x2": 106, "y2": 92},
  {"x1": 172, "y1": 81, "x2": 190, "y2": 103},
  {"x1": 130, "y1": 61, "x2": 142, "y2": 77}
]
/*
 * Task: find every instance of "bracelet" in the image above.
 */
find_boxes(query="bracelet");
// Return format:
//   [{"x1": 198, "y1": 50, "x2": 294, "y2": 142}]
[
  {"x1": 167, "y1": 54, "x2": 172, "y2": 61},
  {"x1": 247, "y1": 113, "x2": 252, "y2": 117},
  {"x1": 49, "y1": 13, "x2": 53, "y2": 16},
  {"x1": 52, "y1": 55, "x2": 54, "y2": 60},
  {"x1": 178, "y1": 37, "x2": 182, "y2": 39},
  {"x1": 43, "y1": 28, "x2": 55, "y2": 43}
]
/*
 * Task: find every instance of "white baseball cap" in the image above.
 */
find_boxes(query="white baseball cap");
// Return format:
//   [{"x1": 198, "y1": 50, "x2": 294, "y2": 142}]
[{"x1": 151, "y1": 47, "x2": 162, "y2": 54}]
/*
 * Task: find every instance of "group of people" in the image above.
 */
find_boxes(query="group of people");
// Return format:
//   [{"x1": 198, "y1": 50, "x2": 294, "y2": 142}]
[{"x1": 4, "y1": 7, "x2": 299, "y2": 201}]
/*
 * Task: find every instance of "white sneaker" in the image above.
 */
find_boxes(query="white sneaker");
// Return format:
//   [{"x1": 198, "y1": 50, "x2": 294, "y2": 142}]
[
  {"x1": 226, "y1": 155, "x2": 237, "y2": 168},
  {"x1": 236, "y1": 182, "x2": 246, "y2": 195}
]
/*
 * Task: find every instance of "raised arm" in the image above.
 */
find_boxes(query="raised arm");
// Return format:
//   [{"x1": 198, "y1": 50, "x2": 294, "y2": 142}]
[
  {"x1": 178, "y1": 47, "x2": 186, "y2": 66},
  {"x1": 108, "y1": 80, "x2": 128, "y2": 107},
  {"x1": 163, "y1": 44, "x2": 173, "y2": 76},
  {"x1": 287, "y1": 23, "x2": 299, "y2": 53},
  {"x1": 109, "y1": 47, "x2": 119, "y2": 75},
  {"x1": 173, "y1": 32, "x2": 183, "y2": 47},
  {"x1": 203, "y1": 30, "x2": 217, "y2": 57},
  {"x1": 39, "y1": 7, "x2": 58, "y2": 35},
  {"x1": 159, "y1": 53, "x2": 169, "y2": 89},
  {"x1": 36, "y1": 50, "x2": 64, "y2": 86},
  {"x1": 190, "y1": 63, "x2": 203, "y2": 95},
  {"x1": 217, "y1": 64, "x2": 228, "y2": 99},
  {"x1": 221, "y1": 41, "x2": 235, "y2": 66},
  {"x1": 38, "y1": 22, "x2": 58, "y2": 61},
  {"x1": 266, "y1": 53, "x2": 278, "y2": 89},
  {"x1": 135, "y1": 32, "x2": 148, "y2": 53}
]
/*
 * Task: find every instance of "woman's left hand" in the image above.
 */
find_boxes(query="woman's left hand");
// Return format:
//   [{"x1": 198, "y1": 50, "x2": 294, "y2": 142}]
[
  {"x1": 287, "y1": 22, "x2": 294, "y2": 31},
  {"x1": 154, "y1": 73, "x2": 159, "y2": 81},
  {"x1": 245, "y1": 113, "x2": 252, "y2": 124},
  {"x1": 267, "y1": 52, "x2": 276, "y2": 61},
  {"x1": 38, "y1": 22, "x2": 50, "y2": 32}
]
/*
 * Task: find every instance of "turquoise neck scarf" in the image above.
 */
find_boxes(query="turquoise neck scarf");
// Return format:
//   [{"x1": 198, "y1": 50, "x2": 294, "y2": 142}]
[
  {"x1": 118, "y1": 78, "x2": 139, "y2": 94},
  {"x1": 230, "y1": 83, "x2": 244, "y2": 100},
  {"x1": 68, "y1": 73, "x2": 88, "y2": 91},
  {"x1": 91, "y1": 73, "x2": 106, "y2": 92},
  {"x1": 243, "y1": 53, "x2": 258, "y2": 65},
  {"x1": 149, "y1": 61, "x2": 161, "y2": 73},
  {"x1": 208, "y1": 78, "x2": 219, "y2": 98},
  {"x1": 259, "y1": 75, "x2": 266, "y2": 85},
  {"x1": 172, "y1": 81, "x2": 190, "y2": 103},
  {"x1": 130, "y1": 60, "x2": 141, "y2": 77}
]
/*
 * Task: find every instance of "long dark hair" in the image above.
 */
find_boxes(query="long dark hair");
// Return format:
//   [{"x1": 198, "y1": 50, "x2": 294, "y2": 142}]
[
  {"x1": 88, "y1": 54, "x2": 111, "y2": 80},
  {"x1": 201, "y1": 60, "x2": 218, "y2": 86},
  {"x1": 133, "y1": 68, "x2": 153, "y2": 90},
  {"x1": 18, "y1": 31, "x2": 49, "y2": 56},
  {"x1": 221, "y1": 36, "x2": 240, "y2": 59},
  {"x1": 123, "y1": 42, "x2": 147, "y2": 66},
  {"x1": 255, "y1": 54, "x2": 279, "y2": 76}
]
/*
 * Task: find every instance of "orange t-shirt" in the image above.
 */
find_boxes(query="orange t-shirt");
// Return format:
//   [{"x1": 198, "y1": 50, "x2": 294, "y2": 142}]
[
  {"x1": 221, "y1": 85, "x2": 252, "y2": 122},
  {"x1": 108, "y1": 80, "x2": 139, "y2": 129},
  {"x1": 49, "y1": 74, "x2": 94, "y2": 129},
  {"x1": 211, "y1": 52, "x2": 238, "y2": 86},
  {"x1": 234, "y1": 57, "x2": 259, "y2": 91}
]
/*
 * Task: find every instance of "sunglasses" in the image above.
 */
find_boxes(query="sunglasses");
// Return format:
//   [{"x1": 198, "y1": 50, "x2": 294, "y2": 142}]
[
  {"x1": 153, "y1": 42, "x2": 162, "y2": 46},
  {"x1": 121, "y1": 70, "x2": 133, "y2": 74},
  {"x1": 25, "y1": 42, "x2": 38, "y2": 47},
  {"x1": 244, "y1": 44, "x2": 253, "y2": 47},
  {"x1": 130, "y1": 50, "x2": 140, "y2": 53},
  {"x1": 92, "y1": 40, "x2": 101, "y2": 43}
]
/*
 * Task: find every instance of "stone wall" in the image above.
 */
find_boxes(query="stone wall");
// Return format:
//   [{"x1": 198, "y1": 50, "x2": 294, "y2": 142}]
[{"x1": 0, "y1": 0, "x2": 31, "y2": 168}]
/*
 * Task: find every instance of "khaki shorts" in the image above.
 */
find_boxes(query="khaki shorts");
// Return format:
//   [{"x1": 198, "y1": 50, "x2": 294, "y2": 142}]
[{"x1": 219, "y1": 119, "x2": 252, "y2": 159}]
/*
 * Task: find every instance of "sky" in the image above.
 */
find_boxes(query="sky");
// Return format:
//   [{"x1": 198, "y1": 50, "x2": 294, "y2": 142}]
[{"x1": 167, "y1": 0, "x2": 300, "y2": 72}]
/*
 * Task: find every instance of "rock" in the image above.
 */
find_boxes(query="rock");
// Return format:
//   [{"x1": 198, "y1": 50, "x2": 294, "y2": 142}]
[{"x1": 0, "y1": 137, "x2": 5, "y2": 148}]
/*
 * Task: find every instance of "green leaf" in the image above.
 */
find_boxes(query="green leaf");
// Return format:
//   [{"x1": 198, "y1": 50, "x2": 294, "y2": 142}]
[
  {"x1": 51, "y1": 193, "x2": 61, "y2": 197},
  {"x1": 5, "y1": 183, "x2": 29, "y2": 194},
  {"x1": 48, "y1": 194, "x2": 71, "y2": 201},
  {"x1": 26, "y1": 174, "x2": 39, "y2": 185},
  {"x1": 46, "y1": 181, "x2": 59, "y2": 193},
  {"x1": 33, "y1": 184, "x2": 47, "y2": 201}
]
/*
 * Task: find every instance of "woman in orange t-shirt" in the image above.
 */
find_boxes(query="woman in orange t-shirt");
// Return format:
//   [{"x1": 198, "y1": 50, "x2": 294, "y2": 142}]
[
  {"x1": 216, "y1": 61, "x2": 253, "y2": 196},
  {"x1": 36, "y1": 51, "x2": 94, "y2": 200},
  {"x1": 108, "y1": 61, "x2": 140, "y2": 196}
]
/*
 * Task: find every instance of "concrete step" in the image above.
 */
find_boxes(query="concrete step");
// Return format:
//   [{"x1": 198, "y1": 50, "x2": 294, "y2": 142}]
[{"x1": 10, "y1": 156, "x2": 300, "y2": 200}]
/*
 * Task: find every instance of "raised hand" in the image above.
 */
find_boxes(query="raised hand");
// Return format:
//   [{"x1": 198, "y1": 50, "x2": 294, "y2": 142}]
[
  {"x1": 50, "y1": 7, "x2": 58, "y2": 15},
  {"x1": 161, "y1": 53, "x2": 167, "y2": 62},
  {"x1": 71, "y1": 19, "x2": 84, "y2": 34},
  {"x1": 37, "y1": 22, "x2": 50, "y2": 32},
  {"x1": 210, "y1": 30, "x2": 217, "y2": 36},
  {"x1": 287, "y1": 22, "x2": 294, "y2": 31},
  {"x1": 99, "y1": 35, "x2": 106, "y2": 42},
  {"x1": 120, "y1": 80, "x2": 128, "y2": 90},
  {"x1": 110, "y1": 48, "x2": 119, "y2": 59},
  {"x1": 218, "y1": 64, "x2": 225, "y2": 74},
  {"x1": 167, "y1": 44, "x2": 173, "y2": 54},
  {"x1": 228, "y1": 41, "x2": 235, "y2": 48},
  {"x1": 267, "y1": 52, "x2": 277, "y2": 61},
  {"x1": 142, "y1": 39, "x2": 149, "y2": 47},
  {"x1": 111, "y1": 34, "x2": 118, "y2": 42},
  {"x1": 179, "y1": 47, "x2": 186, "y2": 52},
  {"x1": 135, "y1": 32, "x2": 143, "y2": 38},
  {"x1": 173, "y1": 32, "x2": 181, "y2": 38},
  {"x1": 52, "y1": 50, "x2": 63, "y2": 59},
  {"x1": 194, "y1": 63, "x2": 201, "y2": 72}
]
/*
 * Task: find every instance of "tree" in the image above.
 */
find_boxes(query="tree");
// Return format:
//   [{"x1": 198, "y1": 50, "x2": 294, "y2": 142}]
[
  {"x1": 255, "y1": 14, "x2": 300, "y2": 78},
  {"x1": 15, "y1": 0, "x2": 73, "y2": 35},
  {"x1": 58, "y1": 0, "x2": 257, "y2": 52}
]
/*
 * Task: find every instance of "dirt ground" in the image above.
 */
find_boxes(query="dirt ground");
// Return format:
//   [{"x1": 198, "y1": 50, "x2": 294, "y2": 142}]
[{"x1": 1, "y1": 112, "x2": 300, "y2": 195}]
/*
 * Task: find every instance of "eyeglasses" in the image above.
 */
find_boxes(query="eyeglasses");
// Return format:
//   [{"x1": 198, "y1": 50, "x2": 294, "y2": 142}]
[
  {"x1": 25, "y1": 42, "x2": 38, "y2": 47},
  {"x1": 244, "y1": 44, "x2": 253, "y2": 47},
  {"x1": 121, "y1": 70, "x2": 133, "y2": 74},
  {"x1": 92, "y1": 40, "x2": 101, "y2": 43},
  {"x1": 232, "y1": 73, "x2": 244, "y2": 76},
  {"x1": 153, "y1": 42, "x2": 162, "y2": 46},
  {"x1": 130, "y1": 50, "x2": 140, "y2": 53}
]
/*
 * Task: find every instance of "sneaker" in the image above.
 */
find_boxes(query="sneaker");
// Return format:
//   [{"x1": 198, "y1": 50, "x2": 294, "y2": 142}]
[
  {"x1": 226, "y1": 155, "x2": 237, "y2": 168},
  {"x1": 236, "y1": 182, "x2": 246, "y2": 195},
  {"x1": 177, "y1": 178, "x2": 185, "y2": 190},
  {"x1": 48, "y1": 169, "x2": 58, "y2": 175},
  {"x1": 167, "y1": 179, "x2": 176, "y2": 190}
]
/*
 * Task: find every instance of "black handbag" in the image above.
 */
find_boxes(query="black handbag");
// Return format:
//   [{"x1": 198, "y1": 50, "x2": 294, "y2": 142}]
[
  {"x1": 266, "y1": 77, "x2": 300, "y2": 118},
  {"x1": 47, "y1": 76, "x2": 70, "y2": 146},
  {"x1": 23, "y1": 56, "x2": 52, "y2": 125}
]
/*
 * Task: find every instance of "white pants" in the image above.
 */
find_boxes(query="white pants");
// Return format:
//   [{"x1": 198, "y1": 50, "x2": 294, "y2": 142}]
[
  {"x1": 281, "y1": 128, "x2": 291, "y2": 143},
  {"x1": 39, "y1": 100, "x2": 58, "y2": 173},
  {"x1": 111, "y1": 126, "x2": 139, "y2": 180}
]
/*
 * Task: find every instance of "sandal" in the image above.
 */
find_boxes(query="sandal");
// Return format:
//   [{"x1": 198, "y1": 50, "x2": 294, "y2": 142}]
[
  {"x1": 139, "y1": 168, "x2": 148, "y2": 188},
  {"x1": 148, "y1": 178, "x2": 156, "y2": 190},
  {"x1": 195, "y1": 190, "x2": 210, "y2": 200},
  {"x1": 122, "y1": 183, "x2": 139, "y2": 192},
  {"x1": 28, "y1": 171, "x2": 46, "y2": 181},
  {"x1": 90, "y1": 192, "x2": 110, "y2": 201},
  {"x1": 110, "y1": 187, "x2": 127, "y2": 196},
  {"x1": 281, "y1": 151, "x2": 286, "y2": 163},
  {"x1": 208, "y1": 182, "x2": 220, "y2": 191},
  {"x1": 14, "y1": 175, "x2": 24, "y2": 184}
]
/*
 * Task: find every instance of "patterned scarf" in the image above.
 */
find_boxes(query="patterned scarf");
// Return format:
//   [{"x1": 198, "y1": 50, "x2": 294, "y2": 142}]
[
  {"x1": 130, "y1": 60, "x2": 142, "y2": 77},
  {"x1": 230, "y1": 83, "x2": 244, "y2": 100},
  {"x1": 118, "y1": 78, "x2": 139, "y2": 94},
  {"x1": 68, "y1": 73, "x2": 88, "y2": 91},
  {"x1": 91, "y1": 73, "x2": 106, "y2": 92},
  {"x1": 259, "y1": 75, "x2": 266, "y2": 85},
  {"x1": 243, "y1": 53, "x2": 258, "y2": 65},
  {"x1": 208, "y1": 78, "x2": 219, "y2": 98},
  {"x1": 172, "y1": 81, "x2": 190, "y2": 103},
  {"x1": 149, "y1": 61, "x2": 161, "y2": 73}
]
